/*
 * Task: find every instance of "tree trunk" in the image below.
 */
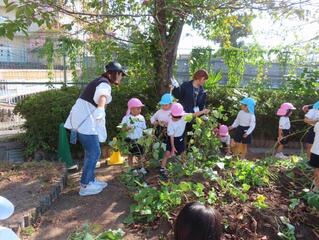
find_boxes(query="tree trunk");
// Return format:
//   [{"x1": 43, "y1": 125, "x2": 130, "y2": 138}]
[{"x1": 153, "y1": 0, "x2": 185, "y2": 95}]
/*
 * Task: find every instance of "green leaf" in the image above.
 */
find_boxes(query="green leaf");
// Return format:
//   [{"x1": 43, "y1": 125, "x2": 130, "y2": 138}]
[
  {"x1": 242, "y1": 183, "x2": 250, "y2": 193},
  {"x1": 6, "y1": 3, "x2": 17, "y2": 12},
  {"x1": 289, "y1": 198, "x2": 300, "y2": 210}
]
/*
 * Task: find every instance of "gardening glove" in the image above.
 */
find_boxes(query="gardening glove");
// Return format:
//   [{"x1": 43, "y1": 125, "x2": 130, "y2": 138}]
[
  {"x1": 171, "y1": 77, "x2": 179, "y2": 88},
  {"x1": 93, "y1": 107, "x2": 105, "y2": 120}
]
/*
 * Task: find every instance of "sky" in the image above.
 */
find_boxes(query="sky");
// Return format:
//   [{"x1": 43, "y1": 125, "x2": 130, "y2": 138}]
[{"x1": 177, "y1": 8, "x2": 319, "y2": 55}]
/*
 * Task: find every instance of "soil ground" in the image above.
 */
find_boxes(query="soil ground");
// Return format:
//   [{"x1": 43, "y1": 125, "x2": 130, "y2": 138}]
[
  {"x1": 0, "y1": 161, "x2": 64, "y2": 228},
  {"x1": 30, "y1": 165, "x2": 171, "y2": 240},
  {"x1": 2, "y1": 148, "x2": 319, "y2": 240}
]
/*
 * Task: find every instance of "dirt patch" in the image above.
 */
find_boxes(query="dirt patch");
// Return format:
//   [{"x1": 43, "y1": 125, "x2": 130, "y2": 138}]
[
  {"x1": 30, "y1": 165, "x2": 173, "y2": 240},
  {"x1": 8, "y1": 155, "x2": 319, "y2": 240},
  {"x1": 0, "y1": 161, "x2": 64, "y2": 227}
]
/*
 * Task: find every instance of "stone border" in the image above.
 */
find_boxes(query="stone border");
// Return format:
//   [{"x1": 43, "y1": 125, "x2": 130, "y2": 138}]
[{"x1": 8, "y1": 165, "x2": 68, "y2": 237}]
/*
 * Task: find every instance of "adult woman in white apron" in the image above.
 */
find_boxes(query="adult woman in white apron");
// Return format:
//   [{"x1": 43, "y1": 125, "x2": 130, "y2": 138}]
[{"x1": 64, "y1": 62, "x2": 127, "y2": 196}]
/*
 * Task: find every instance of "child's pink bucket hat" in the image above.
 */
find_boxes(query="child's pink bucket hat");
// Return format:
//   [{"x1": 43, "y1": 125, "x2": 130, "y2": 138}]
[
  {"x1": 219, "y1": 125, "x2": 229, "y2": 137},
  {"x1": 276, "y1": 102, "x2": 296, "y2": 116},
  {"x1": 171, "y1": 103, "x2": 186, "y2": 117},
  {"x1": 126, "y1": 98, "x2": 144, "y2": 115}
]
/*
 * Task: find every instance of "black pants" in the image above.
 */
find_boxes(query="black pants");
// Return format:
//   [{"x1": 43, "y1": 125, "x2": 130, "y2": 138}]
[
  {"x1": 125, "y1": 138, "x2": 144, "y2": 156},
  {"x1": 166, "y1": 135, "x2": 185, "y2": 155},
  {"x1": 234, "y1": 126, "x2": 252, "y2": 144},
  {"x1": 278, "y1": 129, "x2": 290, "y2": 145},
  {"x1": 305, "y1": 127, "x2": 315, "y2": 144}
]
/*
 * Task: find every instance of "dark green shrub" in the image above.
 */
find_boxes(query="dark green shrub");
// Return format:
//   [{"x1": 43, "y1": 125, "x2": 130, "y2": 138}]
[{"x1": 14, "y1": 86, "x2": 81, "y2": 156}]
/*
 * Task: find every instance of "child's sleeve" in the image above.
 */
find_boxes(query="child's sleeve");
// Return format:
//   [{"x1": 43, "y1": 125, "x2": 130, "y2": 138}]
[
  {"x1": 305, "y1": 109, "x2": 315, "y2": 120},
  {"x1": 167, "y1": 123, "x2": 174, "y2": 136},
  {"x1": 141, "y1": 117, "x2": 147, "y2": 130},
  {"x1": 226, "y1": 135, "x2": 231, "y2": 145},
  {"x1": 246, "y1": 114, "x2": 256, "y2": 135},
  {"x1": 279, "y1": 117, "x2": 284, "y2": 129},
  {"x1": 231, "y1": 112, "x2": 240, "y2": 128},
  {"x1": 121, "y1": 116, "x2": 127, "y2": 125},
  {"x1": 150, "y1": 111, "x2": 158, "y2": 124}
]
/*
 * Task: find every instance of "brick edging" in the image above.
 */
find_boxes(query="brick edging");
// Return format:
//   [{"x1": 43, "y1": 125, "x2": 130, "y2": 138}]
[{"x1": 8, "y1": 166, "x2": 68, "y2": 237}]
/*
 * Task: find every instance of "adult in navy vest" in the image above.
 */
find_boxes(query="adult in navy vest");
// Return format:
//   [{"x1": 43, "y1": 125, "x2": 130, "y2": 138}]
[
  {"x1": 64, "y1": 61, "x2": 127, "y2": 196},
  {"x1": 171, "y1": 69, "x2": 210, "y2": 132}
]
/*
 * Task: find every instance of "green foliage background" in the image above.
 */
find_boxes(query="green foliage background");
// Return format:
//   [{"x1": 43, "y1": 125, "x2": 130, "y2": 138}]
[{"x1": 14, "y1": 66, "x2": 319, "y2": 157}]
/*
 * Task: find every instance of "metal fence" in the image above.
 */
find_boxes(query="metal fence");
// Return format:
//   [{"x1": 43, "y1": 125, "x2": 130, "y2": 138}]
[{"x1": 175, "y1": 55, "x2": 318, "y2": 87}]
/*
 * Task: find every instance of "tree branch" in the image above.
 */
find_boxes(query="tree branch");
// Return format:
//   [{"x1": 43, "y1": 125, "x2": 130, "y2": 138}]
[{"x1": 53, "y1": 4, "x2": 152, "y2": 18}]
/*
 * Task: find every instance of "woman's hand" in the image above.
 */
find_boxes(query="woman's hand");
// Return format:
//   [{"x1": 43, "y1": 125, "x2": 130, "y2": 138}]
[
  {"x1": 243, "y1": 133, "x2": 248, "y2": 138},
  {"x1": 228, "y1": 126, "x2": 233, "y2": 131}
]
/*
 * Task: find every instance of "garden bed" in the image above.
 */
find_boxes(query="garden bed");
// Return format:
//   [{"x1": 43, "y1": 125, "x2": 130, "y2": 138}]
[
  {"x1": 119, "y1": 156, "x2": 319, "y2": 240},
  {"x1": 0, "y1": 161, "x2": 67, "y2": 237}
]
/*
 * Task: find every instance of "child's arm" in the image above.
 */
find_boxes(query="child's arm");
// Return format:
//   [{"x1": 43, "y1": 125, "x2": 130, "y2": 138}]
[
  {"x1": 243, "y1": 115, "x2": 256, "y2": 138},
  {"x1": 120, "y1": 116, "x2": 133, "y2": 132},
  {"x1": 302, "y1": 104, "x2": 313, "y2": 113},
  {"x1": 278, "y1": 128, "x2": 283, "y2": 142},
  {"x1": 170, "y1": 135, "x2": 176, "y2": 155},
  {"x1": 141, "y1": 117, "x2": 147, "y2": 130},
  {"x1": 304, "y1": 117, "x2": 317, "y2": 126},
  {"x1": 225, "y1": 135, "x2": 231, "y2": 154},
  {"x1": 229, "y1": 113, "x2": 240, "y2": 130},
  {"x1": 193, "y1": 109, "x2": 210, "y2": 117}
]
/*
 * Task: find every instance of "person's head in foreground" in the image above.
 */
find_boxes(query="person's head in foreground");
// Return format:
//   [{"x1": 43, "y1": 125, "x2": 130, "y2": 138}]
[{"x1": 174, "y1": 202, "x2": 222, "y2": 240}]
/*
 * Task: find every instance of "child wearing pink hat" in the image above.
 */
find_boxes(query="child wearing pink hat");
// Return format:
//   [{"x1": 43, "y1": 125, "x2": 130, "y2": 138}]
[
  {"x1": 121, "y1": 98, "x2": 147, "y2": 172},
  {"x1": 275, "y1": 102, "x2": 296, "y2": 159},
  {"x1": 159, "y1": 103, "x2": 187, "y2": 179},
  {"x1": 217, "y1": 124, "x2": 231, "y2": 155}
]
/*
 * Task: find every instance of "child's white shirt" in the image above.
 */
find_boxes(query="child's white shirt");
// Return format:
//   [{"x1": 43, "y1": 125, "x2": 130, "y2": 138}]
[
  {"x1": 150, "y1": 109, "x2": 171, "y2": 125},
  {"x1": 121, "y1": 114, "x2": 146, "y2": 140},
  {"x1": 305, "y1": 109, "x2": 319, "y2": 122},
  {"x1": 311, "y1": 122, "x2": 319, "y2": 155},
  {"x1": 231, "y1": 110, "x2": 256, "y2": 135},
  {"x1": 279, "y1": 116, "x2": 290, "y2": 130},
  {"x1": 167, "y1": 118, "x2": 186, "y2": 137},
  {"x1": 219, "y1": 135, "x2": 231, "y2": 145}
]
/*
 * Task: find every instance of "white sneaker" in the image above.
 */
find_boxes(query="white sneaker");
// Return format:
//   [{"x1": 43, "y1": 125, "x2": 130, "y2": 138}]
[
  {"x1": 138, "y1": 167, "x2": 148, "y2": 175},
  {"x1": 92, "y1": 178, "x2": 108, "y2": 189},
  {"x1": 79, "y1": 182, "x2": 103, "y2": 196},
  {"x1": 132, "y1": 169, "x2": 139, "y2": 176},
  {"x1": 95, "y1": 161, "x2": 101, "y2": 168}
]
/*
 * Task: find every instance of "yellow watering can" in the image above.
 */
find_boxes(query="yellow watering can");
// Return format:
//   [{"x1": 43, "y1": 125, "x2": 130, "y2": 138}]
[{"x1": 107, "y1": 150, "x2": 124, "y2": 165}]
